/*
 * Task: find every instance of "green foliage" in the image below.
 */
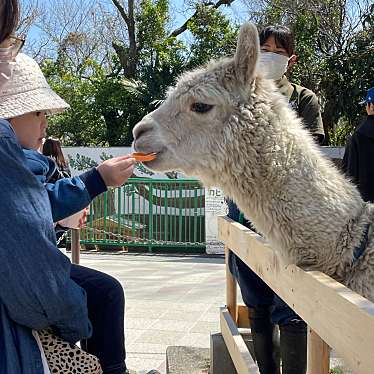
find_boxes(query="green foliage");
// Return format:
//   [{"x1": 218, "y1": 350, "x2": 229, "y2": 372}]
[
  {"x1": 289, "y1": 12, "x2": 321, "y2": 91},
  {"x1": 43, "y1": 59, "x2": 107, "y2": 146},
  {"x1": 187, "y1": 4, "x2": 238, "y2": 68},
  {"x1": 136, "y1": 0, "x2": 186, "y2": 100},
  {"x1": 95, "y1": 77, "x2": 147, "y2": 146},
  {"x1": 327, "y1": 117, "x2": 354, "y2": 146},
  {"x1": 68, "y1": 152, "x2": 155, "y2": 176},
  {"x1": 68, "y1": 154, "x2": 98, "y2": 170},
  {"x1": 329, "y1": 367, "x2": 345, "y2": 374},
  {"x1": 260, "y1": 0, "x2": 374, "y2": 144},
  {"x1": 44, "y1": 58, "x2": 147, "y2": 146},
  {"x1": 44, "y1": 1, "x2": 239, "y2": 147},
  {"x1": 320, "y1": 21, "x2": 374, "y2": 136},
  {"x1": 40, "y1": 0, "x2": 373, "y2": 147}
]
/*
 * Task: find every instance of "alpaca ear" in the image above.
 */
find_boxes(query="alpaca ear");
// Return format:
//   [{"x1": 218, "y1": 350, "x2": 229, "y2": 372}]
[{"x1": 234, "y1": 23, "x2": 260, "y2": 85}]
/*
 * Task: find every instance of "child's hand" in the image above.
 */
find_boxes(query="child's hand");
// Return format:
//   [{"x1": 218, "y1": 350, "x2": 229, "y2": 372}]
[{"x1": 96, "y1": 155, "x2": 136, "y2": 187}]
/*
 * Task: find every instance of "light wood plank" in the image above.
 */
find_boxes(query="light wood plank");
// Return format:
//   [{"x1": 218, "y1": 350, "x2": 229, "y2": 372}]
[
  {"x1": 237, "y1": 304, "x2": 251, "y2": 328},
  {"x1": 71, "y1": 229, "x2": 80, "y2": 264},
  {"x1": 218, "y1": 216, "x2": 374, "y2": 374},
  {"x1": 220, "y1": 307, "x2": 259, "y2": 374},
  {"x1": 307, "y1": 328, "x2": 330, "y2": 374},
  {"x1": 225, "y1": 245, "x2": 237, "y2": 321}
]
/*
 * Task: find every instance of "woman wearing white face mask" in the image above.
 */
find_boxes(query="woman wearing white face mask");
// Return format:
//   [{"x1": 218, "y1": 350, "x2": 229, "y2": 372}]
[
  {"x1": 0, "y1": 0, "x2": 23, "y2": 88},
  {"x1": 227, "y1": 25, "x2": 325, "y2": 374},
  {"x1": 258, "y1": 46, "x2": 292, "y2": 81},
  {"x1": 258, "y1": 25, "x2": 325, "y2": 144}
]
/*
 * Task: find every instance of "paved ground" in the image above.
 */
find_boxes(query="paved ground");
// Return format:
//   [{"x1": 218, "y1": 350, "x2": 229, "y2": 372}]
[{"x1": 79, "y1": 253, "x2": 226, "y2": 374}]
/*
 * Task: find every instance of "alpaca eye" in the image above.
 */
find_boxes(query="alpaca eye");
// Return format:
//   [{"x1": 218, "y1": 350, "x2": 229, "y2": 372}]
[{"x1": 191, "y1": 102, "x2": 214, "y2": 113}]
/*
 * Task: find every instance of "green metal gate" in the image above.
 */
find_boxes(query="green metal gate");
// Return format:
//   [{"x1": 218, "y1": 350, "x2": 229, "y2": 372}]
[{"x1": 79, "y1": 178, "x2": 206, "y2": 251}]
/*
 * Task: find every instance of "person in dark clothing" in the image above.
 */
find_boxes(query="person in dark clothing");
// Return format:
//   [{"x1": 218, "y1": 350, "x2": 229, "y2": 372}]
[
  {"x1": 258, "y1": 25, "x2": 325, "y2": 144},
  {"x1": 227, "y1": 25, "x2": 325, "y2": 374},
  {"x1": 42, "y1": 137, "x2": 72, "y2": 181},
  {"x1": 342, "y1": 87, "x2": 374, "y2": 203},
  {"x1": 42, "y1": 137, "x2": 74, "y2": 246}
]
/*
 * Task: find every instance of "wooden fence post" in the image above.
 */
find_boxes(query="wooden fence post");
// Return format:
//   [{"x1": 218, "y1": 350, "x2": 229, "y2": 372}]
[
  {"x1": 225, "y1": 245, "x2": 237, "y2": 322},
  {"x1": 307, "y1": 328, "x2": 330, "y2": 374},
  {"x1": 71, "y1": 229, "x2": 80, "y2": 265}
]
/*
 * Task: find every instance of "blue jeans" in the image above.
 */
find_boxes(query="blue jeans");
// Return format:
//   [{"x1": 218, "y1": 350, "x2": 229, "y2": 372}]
[
  {"x1": 227, "y1": 200, "x2": 301, "y2": 326},
  {"x1": 71, "y1": 265, "x2": 126, "y2": 374}
]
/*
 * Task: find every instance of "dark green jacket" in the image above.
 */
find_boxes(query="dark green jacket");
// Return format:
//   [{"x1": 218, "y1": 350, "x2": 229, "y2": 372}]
[{"x1": 278, "y1": 76, "x2": 325, "y2": 144}]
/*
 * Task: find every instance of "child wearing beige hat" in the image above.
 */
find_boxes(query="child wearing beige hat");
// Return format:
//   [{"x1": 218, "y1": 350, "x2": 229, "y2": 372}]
[
  {"x1": 0, "y1": 52, "x2": 140, "y2": 374},
  {"x1": 0, "y1": 53, "x2": 136, "y2": 219},
  {"x1": 1, "y1": 2, "x2": 147, "y2": 373}
]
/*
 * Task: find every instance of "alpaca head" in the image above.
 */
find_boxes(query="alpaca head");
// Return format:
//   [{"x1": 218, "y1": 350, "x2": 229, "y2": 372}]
[{"x1": 133, "y1": 23, "x2": 260, "y2": 179}]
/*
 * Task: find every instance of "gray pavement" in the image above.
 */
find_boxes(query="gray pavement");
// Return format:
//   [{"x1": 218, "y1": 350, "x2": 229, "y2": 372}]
[{"x1": 79, "y1": 253, "x2": 226, "y2": 374}]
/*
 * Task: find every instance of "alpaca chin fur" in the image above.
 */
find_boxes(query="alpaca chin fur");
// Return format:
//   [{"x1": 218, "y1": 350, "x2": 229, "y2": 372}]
[{"x1": 133, "y1": 22, "x2": 374, "y2": 302}]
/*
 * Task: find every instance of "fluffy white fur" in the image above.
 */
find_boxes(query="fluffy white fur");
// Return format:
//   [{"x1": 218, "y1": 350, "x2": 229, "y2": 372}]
[{"x1": 133, "y1": 23, "x2": 374, "y2": 302}]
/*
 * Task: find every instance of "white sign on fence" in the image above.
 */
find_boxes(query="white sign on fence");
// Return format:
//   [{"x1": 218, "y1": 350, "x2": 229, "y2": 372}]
[{"x1": 205, "y1": 187, "x2": 227, "y2": 254}]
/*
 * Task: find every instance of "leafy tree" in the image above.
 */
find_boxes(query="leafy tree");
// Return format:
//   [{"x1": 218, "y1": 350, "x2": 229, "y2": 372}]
[
  {"x1": 44, "y1": 58, "x2": 146, "y2": 146},
  {"x1": 135, "y1": 0, "x2": 186, "y2": 102},
  {"x1": 253, "y1": 0, "x2": 374, "y2": 144},
  {"x1": 320, "y1": 11, "x2": 374, "y2": 144},
  {"x1": 186, "y1": 3, "x2": 238, "y2": 68},
  {"x1": 26, "y1": 0, "x2": 373, "y2": 146},
  {"x1": 43, "y1": 58, "x2": 107, "y2": 146},
  {"x1": 42, "y1": 0, "x2": 239, "y2": 145}
]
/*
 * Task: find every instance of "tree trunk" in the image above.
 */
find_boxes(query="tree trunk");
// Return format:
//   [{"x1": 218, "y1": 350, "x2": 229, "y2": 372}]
[
  {"x1": 111, "y1": 0, "x2": 137, "y2": 78},
  {"x1": 321, "y1": 98, "x2": 336, "y2": 146},
  {"x1": 111, "y1": 0, "x2": 237, "y2": 77}
]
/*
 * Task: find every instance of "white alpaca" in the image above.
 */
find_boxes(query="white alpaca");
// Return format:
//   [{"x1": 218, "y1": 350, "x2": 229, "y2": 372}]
[{"x1": 132, "y1": 23, "x2": 374, "y2": 302}]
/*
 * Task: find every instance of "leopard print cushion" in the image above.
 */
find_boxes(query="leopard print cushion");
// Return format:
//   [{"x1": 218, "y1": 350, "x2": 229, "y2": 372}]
[{"x1": 37, "y1": 329, "x2": 103, "y2": 374}]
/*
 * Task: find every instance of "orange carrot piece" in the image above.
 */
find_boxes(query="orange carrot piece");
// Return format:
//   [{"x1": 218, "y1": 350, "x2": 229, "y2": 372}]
[{"x1": 131, "y1": 152, "x2": 157, "y2": 162}]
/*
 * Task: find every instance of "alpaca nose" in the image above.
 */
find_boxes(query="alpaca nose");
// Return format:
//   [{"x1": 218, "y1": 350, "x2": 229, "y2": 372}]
[{"x1": 133, "y1": 120, "x2": 153, "y2": 140}]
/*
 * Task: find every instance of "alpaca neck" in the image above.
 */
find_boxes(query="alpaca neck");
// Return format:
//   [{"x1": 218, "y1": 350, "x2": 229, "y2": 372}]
[{"x1": 219, "y1": 90, "x2": 364, "y2": 266}]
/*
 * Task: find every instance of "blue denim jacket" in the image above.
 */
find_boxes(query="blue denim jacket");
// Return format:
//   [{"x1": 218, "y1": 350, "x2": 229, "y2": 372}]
[
  {"x1": 0, "y1": 119, "x2": 92, "y2": 373},
  {"x1": 23, "y1": 149, "x2": 107, "y2": 222}
]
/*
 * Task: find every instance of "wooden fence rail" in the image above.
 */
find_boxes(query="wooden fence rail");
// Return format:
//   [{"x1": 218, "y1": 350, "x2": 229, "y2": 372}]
[
  {"x1": 218, "y1": 216, "x2": 374, "y2": 374},
  {"x1": 71, "y1": 229, "x2": 80, "y2": 265}
]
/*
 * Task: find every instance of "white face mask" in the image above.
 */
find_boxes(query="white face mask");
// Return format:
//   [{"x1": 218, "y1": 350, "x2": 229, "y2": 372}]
[
  {"x1": 0, "y1": 45, "x2": 17, "y2": 88},
  {"x1": 257, "y1": 52, "x2": 290, "y2": 81}
]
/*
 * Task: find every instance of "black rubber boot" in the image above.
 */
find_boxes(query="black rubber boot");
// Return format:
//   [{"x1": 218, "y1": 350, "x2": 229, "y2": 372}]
[
  {"x1": 249, "y1": 306, "x2": 280, "y2": 374},
  {"x1": 279, "y1": 320, "x2": 307, "y2": 374}
]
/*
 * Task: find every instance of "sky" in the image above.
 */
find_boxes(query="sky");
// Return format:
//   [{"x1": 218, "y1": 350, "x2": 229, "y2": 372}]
[{"x1": 22, "y1": 0, "x2": 248, "y2": 44}]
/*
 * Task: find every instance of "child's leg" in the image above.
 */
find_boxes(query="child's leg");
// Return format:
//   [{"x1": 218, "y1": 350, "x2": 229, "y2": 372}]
[{"x1": 71, "y1": 264, "x2": 126, "y2": 374}]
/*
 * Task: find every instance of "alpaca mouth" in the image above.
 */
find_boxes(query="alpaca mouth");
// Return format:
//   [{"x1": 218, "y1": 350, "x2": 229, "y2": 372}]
[{"x1": 138, "y1": 148, "x2": 165, "y2": 163}]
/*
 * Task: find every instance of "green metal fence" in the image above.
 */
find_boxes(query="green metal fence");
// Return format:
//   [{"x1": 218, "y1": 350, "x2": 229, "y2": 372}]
[{"x1": 79, "y1": 178, "x2": 206, "y2": 251}]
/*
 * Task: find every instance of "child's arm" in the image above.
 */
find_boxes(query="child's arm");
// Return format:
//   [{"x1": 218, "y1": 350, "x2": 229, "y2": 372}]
[
  {"x1": 46, "y1": 155, "x2": 136, "y2": 222},
  {"x1": 46, "y1": 168, "x2": 106, "y2": 222}
]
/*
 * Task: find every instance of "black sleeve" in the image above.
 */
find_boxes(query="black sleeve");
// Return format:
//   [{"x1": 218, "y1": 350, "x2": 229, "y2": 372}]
[
  {"x1": 48, "y1": 167, "x2": 65, "y2": 184},
  {"x1": 342, "y1": 134, "x2": 360, "y2": 185}
]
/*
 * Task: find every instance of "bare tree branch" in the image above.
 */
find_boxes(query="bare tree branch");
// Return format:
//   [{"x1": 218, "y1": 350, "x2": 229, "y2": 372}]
[
  {"x1": 168, "y1": 0, "x2": 237, "y2": 38},
  {"x1": 110, "y1": 0, "x2": 137, "y2": 77},
  {"x1": 111, "y1": 0, "x2": 130, "y2": 27},
  {"x1": 18, "y1": 0, "x2": 42, "y2": 35}
]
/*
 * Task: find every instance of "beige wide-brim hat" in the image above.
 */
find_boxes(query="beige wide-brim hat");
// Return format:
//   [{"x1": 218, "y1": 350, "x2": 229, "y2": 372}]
[{"x1": 0, "y1": 53, "x2": 69, "y2": 119}]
